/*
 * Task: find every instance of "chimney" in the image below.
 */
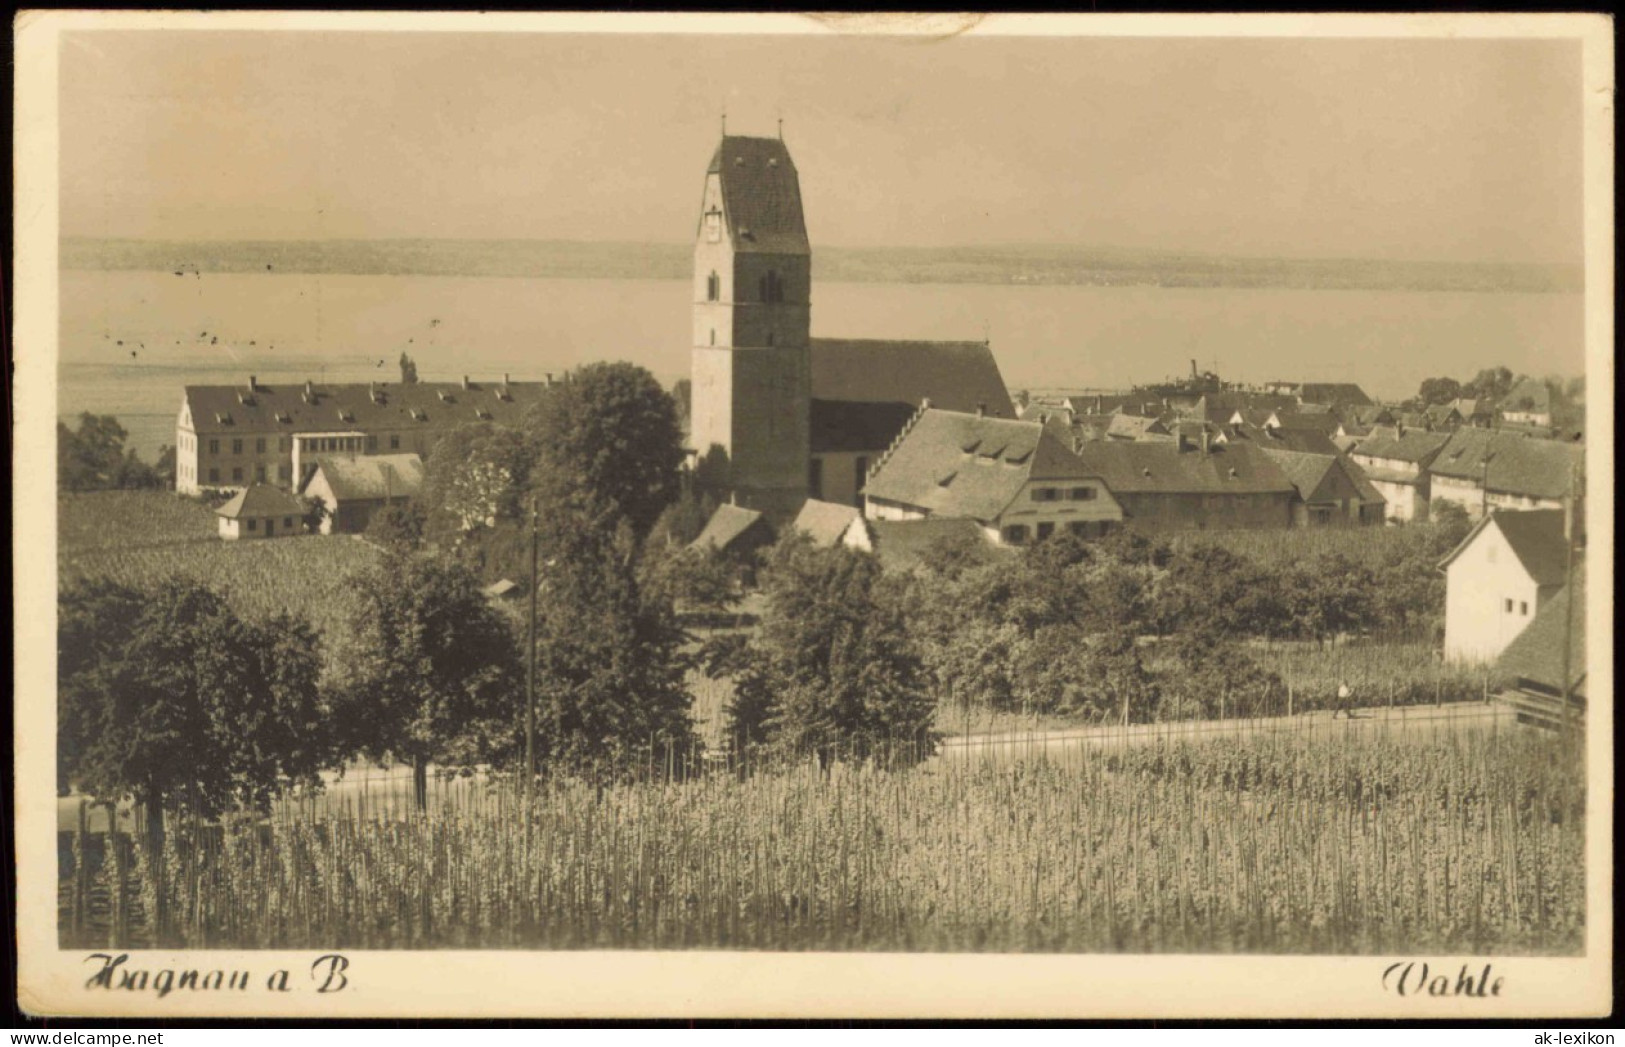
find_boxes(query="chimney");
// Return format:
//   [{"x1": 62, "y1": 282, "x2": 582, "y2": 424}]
[
  {"x1": 976, "y1": 402, "x2": 987, "y2": 418},
  {"x1": 1191, "y1": 359, "x2": 1198, "y2": 380},
  {"x1": 249, "y1": 375, "x2": 258, "y2": 391},
  {"x1": 545, "y1": 372, "x2": 554, "y2": 385},
  {"x1": 503, "y1": 373, "x2": 511, "y2": 387},
  {"x1": 303, "y1": 380, "x2": 314, "y2": 403},
  {"x1": 1095, "y1": 394, "x2": 1103, "y2": 414},
  {"x1": 462, "y1": 375, "x2": 471, "y2": 390},
  {"x1": 921, "y1": 397, "x2": 932, "y2": 410},
  {"x1": 1201, "y1": 427, "x2": 1211, "y2": 455}
]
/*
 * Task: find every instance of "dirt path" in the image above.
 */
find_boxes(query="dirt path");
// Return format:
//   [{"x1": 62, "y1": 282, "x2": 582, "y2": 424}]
[{"x1": 939, "y1": 700, "x2": 1512, "y2": 761}]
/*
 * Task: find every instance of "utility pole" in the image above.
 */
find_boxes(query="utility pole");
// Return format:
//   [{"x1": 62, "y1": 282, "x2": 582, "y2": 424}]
[
  {"x1": 1559, "y1": 459, "x2": 1581, "y2": 737},
  {"x1": 526, "y1": 495, "x2": 539, "y2": 783}
]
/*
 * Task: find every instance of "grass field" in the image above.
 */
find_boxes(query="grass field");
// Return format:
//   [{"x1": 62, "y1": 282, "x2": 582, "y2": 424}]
[{"x1": 60, "y1": 723, "x2": 1583, "y2": 954}]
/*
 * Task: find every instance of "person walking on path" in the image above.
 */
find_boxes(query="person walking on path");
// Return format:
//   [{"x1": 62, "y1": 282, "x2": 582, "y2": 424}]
[{"x1": 1332, "y1": 680, "x2": 1354, "y2": 720}]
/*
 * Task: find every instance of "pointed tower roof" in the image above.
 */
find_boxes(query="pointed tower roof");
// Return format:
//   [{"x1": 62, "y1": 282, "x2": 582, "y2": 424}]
[{"x1": 705, "y1": 135, "x2": 808, "y2": 254}]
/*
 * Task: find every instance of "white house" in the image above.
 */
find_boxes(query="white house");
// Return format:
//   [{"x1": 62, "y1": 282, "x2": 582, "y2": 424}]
[
  {"x1": 1348, "y1": 426, "x2": 1453, "y2": 522},
  {"x1": 1439, "y1": 509, "x2": 1569, "y2": 664},
  {"x1": 791, "y1": 498, "x2": 874, "y2": 552},
  {"x1": 214, "y1": 483, "x2": 307, "y2": 541},
  {"x1": 1427, "y1": 428, "x2": 1583, "y2": 520},
  {"x1": 1499, "y1": 377, "x2": 1554, "y2": 427}
]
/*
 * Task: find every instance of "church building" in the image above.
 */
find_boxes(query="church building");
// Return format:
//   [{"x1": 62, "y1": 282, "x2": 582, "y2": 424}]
[{"x1": 689, "y1": 133, "x2": 1013, "y2": 522}]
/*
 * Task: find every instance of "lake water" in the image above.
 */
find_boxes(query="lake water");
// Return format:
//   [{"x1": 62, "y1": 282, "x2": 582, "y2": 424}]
[{"x1": 58, "y1": 269, "x2": 1584, "y2": 463}]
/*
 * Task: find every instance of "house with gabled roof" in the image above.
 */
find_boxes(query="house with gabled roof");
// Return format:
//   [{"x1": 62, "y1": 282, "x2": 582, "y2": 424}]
[
  {"x1": 214, "y1": 483, "x2": 307, "y2": 541},
  {"x1": 863, "y1": 409, "x2": 1122, "y2": 547},
  {"x1": 790, "y1": 498, "x2": 872, "y2": 551},
  {"x1": 690, "y1": 502, "x2": 776, "y2": 558},
  {"x1": 1439, "y1": 509, "x2": 1571, "y2": 663},
  {"x1": 1258, "y1": 448, "x2": 1385, "y2": 526},
  {"x1": 1496, "y1": 568, "x2": 1585, "y2": 730},
  {"x1": 299, "y1": 452, "x2": 425, "y2": 534},
  {"x1": 1262, "y1": 381, "x2": 1374, "y2": 407},
  {"x1": 1071, "y1": 431, "x2": 1297, "y2": 532},
  {"x1": 1348, "y1": 425, "x2": 1454, "y2": 522},
  {"x1": 1499, "y1": 377, "x2": 1554, "y2": 427},
  {"x1": 1427, "y1": 428, "x2": 1584, "y2": 519}
]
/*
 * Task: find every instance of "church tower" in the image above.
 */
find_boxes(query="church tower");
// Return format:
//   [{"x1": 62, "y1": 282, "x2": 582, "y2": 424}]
[{"x1": 690, "y1": 134, "x2": 812, "y2": 520}]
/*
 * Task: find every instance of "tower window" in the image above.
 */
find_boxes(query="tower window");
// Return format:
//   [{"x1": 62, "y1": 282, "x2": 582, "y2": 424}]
[
  {"x1": 759, "y1": 270, "x2": 784, "y2": 303},
  {"x1": 766, "y1": 331, "x2": 774, "y2": 346},
  {"x1": 704, "y1": 210, "x2": 721, "y2": 243},
  {"x1": 706, "y1": 271, "x2": 719, "y2": 301},
  {"x1": 710, "y1": 329, "x2": 716, "y2": 346}
]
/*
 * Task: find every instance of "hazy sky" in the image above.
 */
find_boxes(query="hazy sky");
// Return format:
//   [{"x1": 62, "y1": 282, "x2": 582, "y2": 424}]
[{"x1": 60, "y1": 30, "x2": 1584, "y2": 263}]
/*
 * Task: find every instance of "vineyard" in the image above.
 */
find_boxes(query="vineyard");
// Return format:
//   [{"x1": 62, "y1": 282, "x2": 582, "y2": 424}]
[
  {"x1": 59, "y1": 533, "x2": 381, "y2": 643},
  {"x1": 60, "y1": 722, "x2": 1583, "y2": 954},
  {"x1": 1164, "y1": 523, "x2": 1444, "y2": 567},
  {"x1": 58, "y1": 491, "x2": 219, "y2": 551}
]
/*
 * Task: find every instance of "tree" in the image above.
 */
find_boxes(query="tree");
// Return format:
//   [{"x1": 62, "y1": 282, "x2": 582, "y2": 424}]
[
  {"x1": 1160, "y1": 625, "x2": 1282, "y2": 720},
  {"x1": 1463, "y1": 366, "x2": 1514, "y2": 401},
  {"x1": 529, "y1": 505, "x2": 697, "y2": 775},
  {"x1": 58, "y1": 579, "x2": 327, "y2": 845},
  {"x1": 724, "y1": 537, "x2": 936, "y2": 768},
  {"x1": 328, "y1": 552, "x2": 523, "y2": 808},
  {"x1": 640, "y1": 543, "x2": 739, "y2": 619},
  {"x1": 420, "y1": 423, "x2": 533, "y2": 540},
  {"x1": 58, "y1": 413, "x2": 162, "y2": 491},
  {"x1": 645, "y1": 486, "x2": 717, "y2": 551},
  {"x1": 524, "y1": 362, "x2": 685, "y2": 540},
  {"x1": 365, "y1": 500, "x2": 427, "y2": 552},
  {"x1": 1081, "y1": 626, "x2": 1159, "y2": 725},
  {"x1": 1417, "y1": 377, "x2": 1463, "y2": 406}
]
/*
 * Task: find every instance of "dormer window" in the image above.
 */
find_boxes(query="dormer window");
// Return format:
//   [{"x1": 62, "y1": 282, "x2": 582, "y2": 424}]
[{"x1": 704, "y1": 210, "x2": 721, "y2": 243}]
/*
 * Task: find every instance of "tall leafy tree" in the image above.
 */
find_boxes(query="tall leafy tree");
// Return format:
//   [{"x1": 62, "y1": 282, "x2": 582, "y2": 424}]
[
  {"x1": 58, "y1": 413, "x2": 162, "y2": 492},
  {"x1": 58, "y1": 579, "x2": 327, "y2": 844},
  {"x1": 328, "y1": 552, "x2": 522, "y2": 808},
  {"x1": 523, "y1": 362, "x2": 685, "y2": 540},
  {"x1": 724, "y1": 537, "x2": 935, "y2": 768},
  {"x1": 530, "y1": 504, "x2": 697, "y2": 775}
]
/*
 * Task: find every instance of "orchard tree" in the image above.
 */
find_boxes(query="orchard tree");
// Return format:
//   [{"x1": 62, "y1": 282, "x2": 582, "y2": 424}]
[
  {"x1": 420, "y1": 423, "x2": 533, "y2": 539},
  {"x1": 722, "y1": 537, "x2": 935, "y2": 768},
  {"x1": 529, "y1": 503, "x2": 697, "y2": 775},
  {"x1": 1160, "y1": 626, "x2": 1283, "y2": 721},
  {"x1": 58, "y1": 579, "x2": 327, "y2": 846},
  {"x1": 524, "y1": 362, "x2": 685, "y2": 540},
  {"x1": 328, "y1": 552, "x2": 522, "y2": 808}
]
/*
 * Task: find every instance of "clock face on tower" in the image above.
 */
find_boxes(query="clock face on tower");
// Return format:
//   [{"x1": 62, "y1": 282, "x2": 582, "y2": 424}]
[{"x1": 704, "y1": 210, "x2": 721, "y2": 243}]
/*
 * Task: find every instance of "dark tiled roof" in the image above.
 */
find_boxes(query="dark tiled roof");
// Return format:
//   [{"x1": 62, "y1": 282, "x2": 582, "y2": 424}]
[
  {"x1": 809, "y1": 399, "x2": 916, "y2": 455},
  {"x1": 809, "y1": 339, "x2": 1012, "y2": 419},
  {"x1": 792, "y1": 499, "x2": 864, "y2": 547},
  {"x1": 215, "y1": 483, "x2": 306, "y2": 520},
  {"x1": 865, "y1": 410, "x2": 1102, "y2": 522},
  {"x1": 708, "y1": 136, "x2": 809, "y2": 255},
  {"x1": 1425, "y1": 404, "x2": 1463, "y2": 426},
  {"x1": 1107, "y1": 414, "x2": 1170, "y2": 440},
  {"x1": 1260, "y1": 449, "x2": 1385, "y2": 507},
  {"x1": 1429, "y1": 429, "x2": 1583, "y2": 500},
  {"x1": 869, "y1": 517, "x2": 994, "y2": 572},
  {"x1": 307, "y1": 453, "x2": 425, "y2": 502},
  {"x1": 1349, "y1": 426, "x2": 1452, "y2": 465},
  {"x1": 1271, "y1": 410, "x2": 1342, "y2": 434},
  {"x1": 690, "y1": 503, "x2": 773, "y2": 554},
  {"x1": 1071, "y1": 439, "x2": 1296, "y2": 495},
  {"x1": 1249, "y1": 427, "x2": 1341, "y2": 456},
  {"x1": 1437, "y1": 508, "x2": 1568, "y2": 586},
  {"x1": 1497, "y1": 571, "x2": 1585, "y2": 696},
  {"x1": 183, "y1": 378, "x2": 550, "y2": 436}
]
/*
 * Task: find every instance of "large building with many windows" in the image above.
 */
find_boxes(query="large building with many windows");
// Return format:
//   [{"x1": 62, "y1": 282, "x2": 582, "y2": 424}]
[{"x1": 175, "y1": 371, "x2": 553, "y2": 495}]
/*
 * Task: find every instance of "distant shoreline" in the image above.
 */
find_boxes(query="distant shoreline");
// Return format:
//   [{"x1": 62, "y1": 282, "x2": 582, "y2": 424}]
[{"x1": 60, "y1": 237, "x2": 1583, "y2": 295}]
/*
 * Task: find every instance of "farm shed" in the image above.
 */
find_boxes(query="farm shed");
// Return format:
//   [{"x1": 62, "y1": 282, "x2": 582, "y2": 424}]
[
  {"x1": 1495, "y1": 569, "x2": 1585, "y2": 730},
  {"x1": 1438, "y1": 509, "x2": 1569, "y2": 664},
  {"x1": 300, "y1": 453, "x2": 425, "y2": 535}
]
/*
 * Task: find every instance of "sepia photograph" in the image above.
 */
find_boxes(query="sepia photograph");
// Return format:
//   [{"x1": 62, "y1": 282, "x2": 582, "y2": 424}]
[{"x1": 12, "y1": 11, "x2": 1613, "y2": 1020}]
